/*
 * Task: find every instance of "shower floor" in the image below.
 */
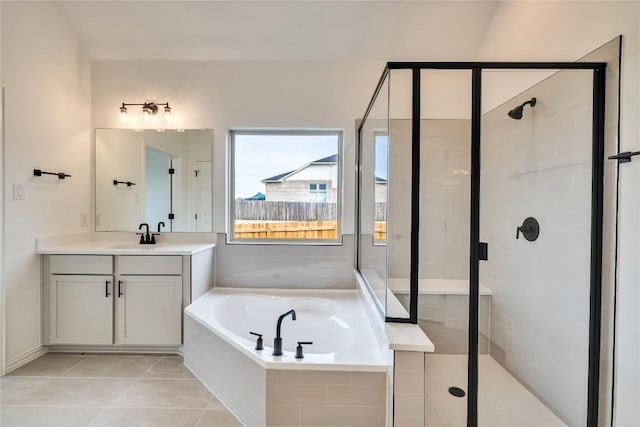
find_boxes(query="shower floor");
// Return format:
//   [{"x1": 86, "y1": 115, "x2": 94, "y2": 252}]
[{"x1": 425, "y1": 354, "x2": 567, "y2": 427}]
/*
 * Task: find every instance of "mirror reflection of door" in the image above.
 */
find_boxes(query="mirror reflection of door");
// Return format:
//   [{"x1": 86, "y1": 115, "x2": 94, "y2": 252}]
[
  {"x1": 95, "y1": 129, "x2": 213, "y2": 232},
  {"x1": 195, "y1": 161, "x2": 212, "y2": 232},
  {"x1": 145, "y1": 146, "x2": 172, "y2": 231}
]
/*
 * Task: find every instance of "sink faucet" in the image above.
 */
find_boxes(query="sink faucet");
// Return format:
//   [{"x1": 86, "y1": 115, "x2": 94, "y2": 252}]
[
  {"x1": 272, "y1": 309, "x2": 296, "y2": 356},
  {"x1": 138, "y1": 223, "x2": 154, "y2": 244}
]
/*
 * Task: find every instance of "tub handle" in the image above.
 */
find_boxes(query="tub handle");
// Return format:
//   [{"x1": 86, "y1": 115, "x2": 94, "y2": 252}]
[
  {"x1": 249, "y1": 332, "x2": 263, "y2": 351},
  {"x1": 295, "y1": 341, "x2": 313, "y2": 359}
]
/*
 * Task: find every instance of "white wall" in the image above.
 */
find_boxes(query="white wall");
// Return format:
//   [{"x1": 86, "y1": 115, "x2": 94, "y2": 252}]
[
  {"x1": 477, "y1": 2, "x2": 640, "y2": 426},
  {"x1": 1, "y1": 2, "x2": 92, "y2": 369}
]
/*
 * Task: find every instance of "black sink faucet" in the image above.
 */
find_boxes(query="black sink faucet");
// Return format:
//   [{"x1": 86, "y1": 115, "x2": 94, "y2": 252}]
[
  {"x1": 157, "y1": 221, "x2": 165, "y2": 233},
  {"x1": 138, "y1": 223, "x2": 154, "y2": 244},
  {"x1": 272, "y1": 309, "x2": 296, "y2": 356}
]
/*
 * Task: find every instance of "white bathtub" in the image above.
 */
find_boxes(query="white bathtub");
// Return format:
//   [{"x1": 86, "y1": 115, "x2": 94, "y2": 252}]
[{"x1": 184, "y1": 288, "x2": 391, "y2": 426}]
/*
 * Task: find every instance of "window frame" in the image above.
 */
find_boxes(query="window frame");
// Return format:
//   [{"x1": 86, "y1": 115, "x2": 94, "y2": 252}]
[{"x1": 227, "y1": 129, "x2": 343, "y2": 245}]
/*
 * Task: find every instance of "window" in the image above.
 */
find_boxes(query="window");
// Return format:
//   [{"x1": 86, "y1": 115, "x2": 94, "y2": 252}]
[
  {"x1": 309, "y1": 183, "x2": 327, "y2": 202},
  {"x1": 374, "y1": 133, "x2": 388, "y2": 243},
  {"x1": 229, "y1": 130, "x2": 342, "y2": 242}
]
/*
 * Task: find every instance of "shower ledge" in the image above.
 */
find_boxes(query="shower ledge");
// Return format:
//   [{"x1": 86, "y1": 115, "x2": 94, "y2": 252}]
[{"x1": 388, "y1": 278, "x2": 492, "y2": 295}]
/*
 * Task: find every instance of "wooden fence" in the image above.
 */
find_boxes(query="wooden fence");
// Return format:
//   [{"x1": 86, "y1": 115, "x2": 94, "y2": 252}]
[
  {"x1": 233, "y1": 220, "x2": 388, "y2": 240},
  {"x1": 235, "y1": 220, "x2": 338, "y2": 239},
  {"x1": 235, "y1": 201, "x2": 336, "y2": 221},
  {"x1": 374, "y1": 203, "x2": 387, "y2": 221},
  {"x1": 235, "y1": 200, "x2": 387, "y2": 221},
  {"x1": 233, "y1": 200, "x2": 387, "y2": 239},
  {"x1": 374, "y1": 221, "x2": 387, "y2": 241}
]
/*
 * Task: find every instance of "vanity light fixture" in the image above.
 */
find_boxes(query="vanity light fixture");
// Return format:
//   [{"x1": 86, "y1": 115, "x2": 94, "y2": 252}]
[{"x1": 119, "y1": 102, "x2": 172, "y2": 122}]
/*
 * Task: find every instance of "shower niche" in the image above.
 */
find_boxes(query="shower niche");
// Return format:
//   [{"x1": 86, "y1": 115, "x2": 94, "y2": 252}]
[{"x1": 356, "y1": 49, "x2": 617, "y2": 427}]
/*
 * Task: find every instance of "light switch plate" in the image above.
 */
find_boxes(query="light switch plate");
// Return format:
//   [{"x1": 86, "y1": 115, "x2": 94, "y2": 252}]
[{"x1": 13, "y1": 183, "x2": 24, "y2": 200}]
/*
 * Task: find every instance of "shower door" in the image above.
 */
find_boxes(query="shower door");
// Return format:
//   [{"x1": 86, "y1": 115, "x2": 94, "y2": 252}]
[{"x1": 476, "y1": 66, "x2": 605, "y2": 427}]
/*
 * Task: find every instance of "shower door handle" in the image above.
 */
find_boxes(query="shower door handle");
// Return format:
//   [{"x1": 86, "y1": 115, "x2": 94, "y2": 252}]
[{"x1": 478, "y1": 242, "x2": 488, "y2": 261}]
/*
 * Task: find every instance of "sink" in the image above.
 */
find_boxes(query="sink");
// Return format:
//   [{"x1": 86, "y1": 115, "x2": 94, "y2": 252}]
[{"x1": 108, "y1": 244, "x2": 155, "y2": 250}]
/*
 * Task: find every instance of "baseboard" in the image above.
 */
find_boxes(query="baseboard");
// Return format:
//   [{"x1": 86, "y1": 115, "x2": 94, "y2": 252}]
[
  {"x1": 46, "y1": 345, "x2": 183, "y2": 355},
  {"x1": 5, "y1": 345, "x2": 48, "y2": 374}
]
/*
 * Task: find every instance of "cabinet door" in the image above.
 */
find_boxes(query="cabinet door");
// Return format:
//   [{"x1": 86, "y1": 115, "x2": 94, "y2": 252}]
[
  {"x1": 49, "y1": 275, "x2": 113, "y2": 345},
  {"x1": 115, "y1": 275, "x2": 182, "y2": 346}
]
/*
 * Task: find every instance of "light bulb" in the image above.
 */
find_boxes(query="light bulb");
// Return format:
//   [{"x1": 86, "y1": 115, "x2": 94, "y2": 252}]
[{"x1": 119, "y1": 106, "x2": 128, "y2": 122}]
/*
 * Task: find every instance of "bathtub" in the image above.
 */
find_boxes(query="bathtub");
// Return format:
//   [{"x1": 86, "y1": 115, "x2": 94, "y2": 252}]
[{"x1": 184, "y1": 288, "x2": 391, "y2": 426}]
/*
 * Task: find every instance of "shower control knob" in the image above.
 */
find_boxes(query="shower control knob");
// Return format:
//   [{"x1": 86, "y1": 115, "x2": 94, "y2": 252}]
[
  {"x1": 295, "y1": 341, "x2": 313, "y2": 359},
  {"x1": 516, "y1": 217, "x2": 540, "y2": 242},
  {"x1": 249, "y1": 331, "x2": 263, "y2": 351}
]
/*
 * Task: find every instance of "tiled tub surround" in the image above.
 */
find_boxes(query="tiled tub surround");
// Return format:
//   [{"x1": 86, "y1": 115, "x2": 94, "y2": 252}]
[{"x1": 184, "y1": 288, "x2": 392, "y2": 426}]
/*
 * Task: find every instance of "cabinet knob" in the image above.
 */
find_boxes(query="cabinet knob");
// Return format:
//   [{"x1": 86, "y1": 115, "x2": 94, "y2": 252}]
[
  {"x1": 105, "y1": 280, "x2": 111, "y2": 298},
  {"x1": 118, "y1": 280, "x2": 124, "y2": 297}
]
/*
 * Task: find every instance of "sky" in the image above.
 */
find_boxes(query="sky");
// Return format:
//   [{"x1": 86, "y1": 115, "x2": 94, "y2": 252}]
[
  {"x1": 375, "y1": 134, "x2": 388, "y2": 181},
  {"x1": 234, "y1": 133, "x2": 339, "y2": 198}
]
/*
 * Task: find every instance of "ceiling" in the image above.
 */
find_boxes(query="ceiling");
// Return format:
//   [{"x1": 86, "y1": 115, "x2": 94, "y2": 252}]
[{"x1": 54, "y1": 1, "x2": 499, "y2": 61}]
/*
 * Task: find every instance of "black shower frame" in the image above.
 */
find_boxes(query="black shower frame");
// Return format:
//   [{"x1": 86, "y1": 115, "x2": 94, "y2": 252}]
[{"x1": 355, "y1": 61, "x2": 606, "y2": 427}]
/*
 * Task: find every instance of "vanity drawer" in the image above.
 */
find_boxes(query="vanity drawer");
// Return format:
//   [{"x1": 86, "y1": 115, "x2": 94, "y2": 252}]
[
  {"x1": 50, "y1": 255, "x2": 113, "y2": 275},
  {"x1": 117, "y1": 255, "x2": 182, "y2": 275}
]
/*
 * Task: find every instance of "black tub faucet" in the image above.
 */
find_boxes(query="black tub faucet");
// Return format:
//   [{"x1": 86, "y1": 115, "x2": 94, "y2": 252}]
[{"x1": 272, "y1": 309, "x2": 296, "y2": 356}]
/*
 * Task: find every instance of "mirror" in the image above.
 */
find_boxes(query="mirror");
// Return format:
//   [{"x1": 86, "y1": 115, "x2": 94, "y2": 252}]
[{"x1": 95, "y1": 129, "x2": 213, "y2": 232}]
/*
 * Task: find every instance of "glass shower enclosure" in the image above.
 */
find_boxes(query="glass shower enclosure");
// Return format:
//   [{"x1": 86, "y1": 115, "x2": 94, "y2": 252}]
[{"x1": 356, "y1": 61, "x2": 607, "y2": 426}]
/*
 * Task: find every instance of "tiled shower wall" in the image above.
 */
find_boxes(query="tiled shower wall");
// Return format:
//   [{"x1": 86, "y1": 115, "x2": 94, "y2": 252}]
[
  {"x1": 479, "y1": 68, "x2": 604, "y2": 425},
  {"x1": 387, "y1": 120, "x2": 471, "y2": 281}
]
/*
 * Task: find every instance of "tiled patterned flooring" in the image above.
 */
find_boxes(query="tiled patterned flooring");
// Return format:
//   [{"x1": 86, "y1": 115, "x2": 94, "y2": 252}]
[{"x1": 0, "y1": 353, "x2": 242, "y2": 427}]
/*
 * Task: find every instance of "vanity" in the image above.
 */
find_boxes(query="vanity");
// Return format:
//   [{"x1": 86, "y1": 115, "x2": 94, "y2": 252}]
[
  {"x1": 38, "y1": 238, "x2": 215, "y2": 351},
  {"x1": 35, "y1": 128, "x2": 216, "y2": 352}
]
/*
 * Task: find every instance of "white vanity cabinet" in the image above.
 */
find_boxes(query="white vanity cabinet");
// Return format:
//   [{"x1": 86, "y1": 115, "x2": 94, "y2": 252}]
[
  {"x1": 115, "y1": 256, "x2": 183, "y2": 346},
  {"x1": 42, "y1": 246, "x2": 215, "y2": 350},
  {"x1": 47, "y1": 255, "x2": 114, "y2": 345}
]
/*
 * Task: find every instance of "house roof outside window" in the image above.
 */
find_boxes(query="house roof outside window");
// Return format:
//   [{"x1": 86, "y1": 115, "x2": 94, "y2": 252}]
[{"x1": 262, "y1": 154, "x2": 338, "y2": 183}]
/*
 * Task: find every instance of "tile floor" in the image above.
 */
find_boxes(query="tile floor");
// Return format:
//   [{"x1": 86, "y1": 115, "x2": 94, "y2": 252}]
[
  {"x1": 0, "y1": 353, "x2": 242, "y2": 427},
  {"x1": 425, "y1": 354, "x2": 567, "y2": 427}
]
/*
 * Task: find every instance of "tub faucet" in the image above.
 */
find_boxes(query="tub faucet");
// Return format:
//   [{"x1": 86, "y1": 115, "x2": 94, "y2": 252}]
[{"x1": 272, "y1": 309, "x2": 296, "y2": 356}]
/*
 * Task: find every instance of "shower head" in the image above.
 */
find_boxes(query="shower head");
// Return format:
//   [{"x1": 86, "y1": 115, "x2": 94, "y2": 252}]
[{"x1": 508, "y1": 97, "x2": 537, "y2": 120}]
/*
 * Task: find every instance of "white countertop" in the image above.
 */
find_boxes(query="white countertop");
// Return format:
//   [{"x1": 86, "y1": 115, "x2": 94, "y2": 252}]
[
  {"x1": 355, "y1": 270, "x2": 435, "y2": 353},
  {"x1": 385, "y1": 323, "x2": 435, "y2": 353},
  {"x1": 36, "y1": 233, "x2": 216, "y2": 255}
]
